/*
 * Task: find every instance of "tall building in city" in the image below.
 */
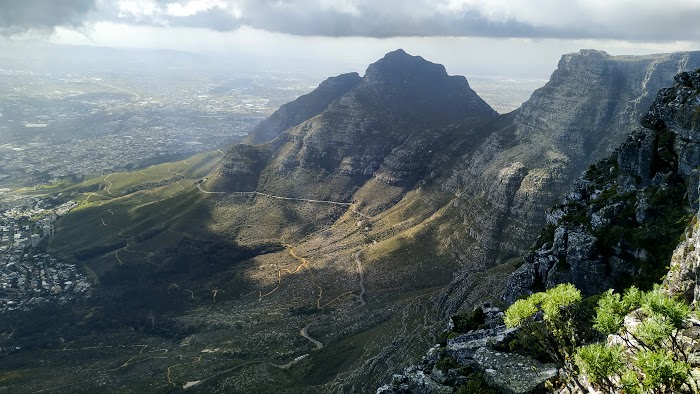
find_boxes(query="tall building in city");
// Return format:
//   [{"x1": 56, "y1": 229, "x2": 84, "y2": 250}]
[
  {"x1": 42, "y1": 224, "x2": 54, "y2": 238},
  {"x1": 31, "y1": 234, "x2": 40, "y2": 247}
]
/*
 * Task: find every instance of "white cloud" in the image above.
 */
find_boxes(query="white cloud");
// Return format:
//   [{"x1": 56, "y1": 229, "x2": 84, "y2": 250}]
[
  {"x1": 166, "y1": 0, "x2": 228, "y2": 17},
  {"x1": 117, "y1": 0, "x2": 161, "y2": 19}
]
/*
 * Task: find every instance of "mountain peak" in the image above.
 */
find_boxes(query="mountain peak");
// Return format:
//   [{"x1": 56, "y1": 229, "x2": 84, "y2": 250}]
[
  {"x1": 363, "y1": 49, "x2": 448, "y2": 84},
  {"x1": 382, "y1": 48, "x2": 410, "y2": 59}
]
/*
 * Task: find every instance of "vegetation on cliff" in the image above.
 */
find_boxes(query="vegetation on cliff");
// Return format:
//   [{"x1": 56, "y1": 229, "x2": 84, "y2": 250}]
[{"x1": 505, "y1": 284, "x2": 696, "y2": 393}]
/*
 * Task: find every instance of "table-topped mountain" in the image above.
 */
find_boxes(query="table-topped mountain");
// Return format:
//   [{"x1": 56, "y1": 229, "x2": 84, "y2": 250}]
[
  {"x1": 439, "y1": 49, "x2": 700, "y2": 317},
  {"x1": 8, "y1": 49, "x2": 700, "y2": 394},
  {"x1": 504, "y1": 69, "x2": 700, "y2": 302}
]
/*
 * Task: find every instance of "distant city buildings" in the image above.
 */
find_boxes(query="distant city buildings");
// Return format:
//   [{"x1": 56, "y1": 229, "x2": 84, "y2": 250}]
[
  {"x1": 0, "y1": 68, "x2": 312, "y2": 187},
  {"x1": 0, "y1": 194, "x2": 88, "y2": 313}
]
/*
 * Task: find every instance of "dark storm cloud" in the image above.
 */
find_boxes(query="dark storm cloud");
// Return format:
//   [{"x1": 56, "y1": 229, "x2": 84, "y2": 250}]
[
  {"x1": 0, "y1": 0, "x2": 97, "y2": 35},
  {"x1": 125, "y1": 0, "x2": 700, "y2": 41},
  {"x1": 5, "y1": 0, "x2": 700, "y2": 42},
  {"x1": 185, "y1": 0, "x2": 559, "y2": 39},
  {"x1": 237, "y1": 4, "x2": 539, "y2": 38}
]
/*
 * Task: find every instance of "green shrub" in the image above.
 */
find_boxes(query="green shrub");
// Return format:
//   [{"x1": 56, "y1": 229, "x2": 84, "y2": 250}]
[
  {"x1": 434, "y1": 356, "x2": 460, "y2": 373},
  {"x1": 593, "y1": 287, "x2": 642, "y2": 334},
  {"x1": 451, "y1": 307, "x2": 486, "y2": 333},
  {"x1": 620, "y1": 369, "x2": 642, "y2": 394},
  {"x1": 504, "y1": 283, "x2": 581, "y2": 327},
  {"x1": 640, "y1": 286, "x2": 690, "y2": 328},
  {"x1": 504, "y1": 284, "x2": 582, "y2": 366},
  {"x1": 508, "y1": 284, "x2": 694, "y2": 393},
  {"x1": 636, "y1": 349, "x2": 691, "y2": 390},
  {"x1": 503, "y1": 296, "x2": 541, "y2": 328},
  {"x1": 575, "y1": 343, "x2": 625, "y2": 385},
  {"x1": 634, "y1": 314, "x2": 674, "y2": 349},
  {"x1": 575, "y1": 286, "x2": 693, "y2": 393},
  {"x1": 592, "y1": 290, "x2": 627, "y2": 334}
]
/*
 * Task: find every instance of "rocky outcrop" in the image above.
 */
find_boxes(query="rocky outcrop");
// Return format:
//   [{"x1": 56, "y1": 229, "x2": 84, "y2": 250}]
[
  {"x1": 458, "y1": 50, "x2": 700, "y2": 258},
  {"x1": 215, "y1": 143, "x2": 272, "y2": 191},
  {"x1": 665, "y1": 203, "x2": 700, "y2": 305},
  {"x1": 377, "y1": 306, "x2": 559, "y2": 394},
  {"x1": 242, "y1": 72, "x2": 361, "y2": 145},
  {"x1": 503, "y1": 69, "x2": 700, "y2": 303}
]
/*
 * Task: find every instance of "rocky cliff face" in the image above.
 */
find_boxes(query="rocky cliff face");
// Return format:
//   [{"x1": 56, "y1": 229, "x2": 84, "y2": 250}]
[
  {"x1": 242, "y1": 72, "x2": 362, "y2": 145},
  {"x1": 504, "y1": 69, "x2": 700, "y2": 303},
  {"x1": 666, "y1": 214, "x2": 700, "y2": 305},
  {"x1": 380, "y1": 68, "x2": 700, "y2": 394},
  {"x1": 439, "y1": 50, "x2": 700, "y2": 317}
]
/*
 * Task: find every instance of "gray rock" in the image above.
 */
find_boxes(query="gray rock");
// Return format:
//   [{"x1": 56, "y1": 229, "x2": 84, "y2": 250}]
[
  {"x1": 377, "y1": 370, "x2": 453, "y2": 394},
  {"x1": 446, "y1": 326, "x2": 517, "y2": 364},
  {"x1": 665, "y1": 219, "x2": 700, "y2": 304},
  {"x1": 242, "y1": 72, "x2": 362, "y2": 145},
  {"x1": 474, "y1": 347, "x2": 559, "y2": 394}
]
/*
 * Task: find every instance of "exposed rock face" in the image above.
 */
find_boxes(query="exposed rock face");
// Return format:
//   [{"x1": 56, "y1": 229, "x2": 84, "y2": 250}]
[
  {"x1": 360, "y1": 49, "x2": 496, "y2": 124},
  {"x1": 459, "y1": 50, "x2": 700, "y2": 257},
  {"x1": 218, "y1": 143, "x2": 272, "y2": 190},
  {"x1": 377, "y1": 306, "x2": 558, "y2": 394},
  {"x1": 242, "y1": 72, "x2": 362, "y2": 145},
  {"x1": 440, "y1": 51, "x2": 700, "y2": 316},
  {"x1": 666, "y1": 200, "x2": 700, "y2": 305},
  {"x1": 504, "y1": 69, "x2": 700, "y2": 303}
]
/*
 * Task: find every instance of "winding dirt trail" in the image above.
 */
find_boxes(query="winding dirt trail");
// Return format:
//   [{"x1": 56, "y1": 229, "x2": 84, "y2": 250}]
[
  {"x1": 354, "y1": 251, "x2": 366, "y2": 306},
  {"x1": 300, "y1": 322, "x2": 323, "y2": 350},
  {"x1": 115, "y1": 248, "x2": 124, "y2": 265},
  {"x1": 197, "y1": 182, "x2": 225, "y2": 194},
  {"x1": 286, "y1": 246, "x2": 324, "y2": 308},
  {"x1": 103, "y1": 174, "x2": 114, "y2": 195},
  {"x1": 181, "y1": 355, "x2": 310, "y2": 391},
  {"x1": 196, "y1": 182, "x2": 370, "y2": 218}
]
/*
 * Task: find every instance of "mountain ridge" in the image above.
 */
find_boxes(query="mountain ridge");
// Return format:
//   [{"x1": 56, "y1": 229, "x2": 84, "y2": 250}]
[{"x1": 242, "y1": 72, "x2": 362, "y2": 145}]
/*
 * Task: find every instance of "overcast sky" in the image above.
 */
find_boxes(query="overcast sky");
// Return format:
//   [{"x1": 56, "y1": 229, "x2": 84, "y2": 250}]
[{"x1": 1, "y1": 0, "x2": 699, "y2": 78}]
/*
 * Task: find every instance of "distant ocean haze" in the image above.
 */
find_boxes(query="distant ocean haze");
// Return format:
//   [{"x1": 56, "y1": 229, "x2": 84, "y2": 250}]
[{"x1": 468, "y1": 76, "x2": 548, "y2": 113}]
